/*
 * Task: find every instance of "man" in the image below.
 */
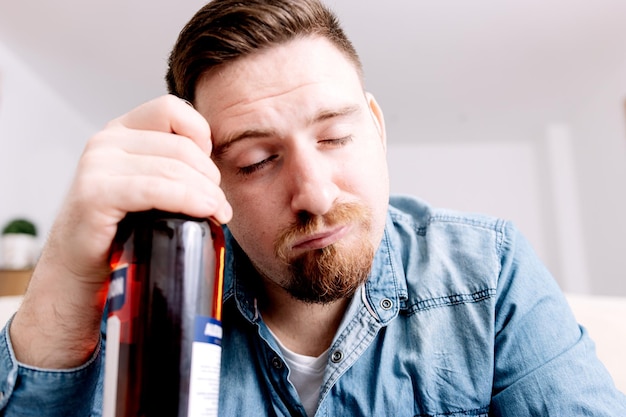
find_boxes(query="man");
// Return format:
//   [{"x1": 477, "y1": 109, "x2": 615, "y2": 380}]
[{"x1": 1, "y1": 0, "x2": 625, "y2": 415}]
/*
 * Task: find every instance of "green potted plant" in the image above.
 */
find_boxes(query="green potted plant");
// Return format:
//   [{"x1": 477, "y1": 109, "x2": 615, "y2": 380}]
[{"x1": 1, "y1": 218, "x2": 38, "y2": 269}]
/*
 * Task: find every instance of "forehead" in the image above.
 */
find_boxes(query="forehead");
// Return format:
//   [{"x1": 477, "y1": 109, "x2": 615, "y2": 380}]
[{"x1": 193, "y1": 36, "x2": 364, "y2": 124}]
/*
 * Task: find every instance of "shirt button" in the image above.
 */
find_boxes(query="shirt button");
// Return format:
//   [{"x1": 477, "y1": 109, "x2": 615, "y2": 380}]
[
  {"x1": 271, "y1": 356, "x2": 284, "y2": 369},
  {"x1": 331, "y1": 350, "x2": 343, "y2": 363},
  {"x1": 380, "y1": 298, "x2": 393, "y2": 310}
]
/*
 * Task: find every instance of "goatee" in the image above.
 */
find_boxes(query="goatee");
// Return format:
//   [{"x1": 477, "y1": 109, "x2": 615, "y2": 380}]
[{"x1": 274, "y1": 202, "x2": 375, "y2": 304}]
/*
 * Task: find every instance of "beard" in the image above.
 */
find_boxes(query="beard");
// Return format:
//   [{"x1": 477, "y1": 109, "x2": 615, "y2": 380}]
[{"x1": 273, "y1": 202, "x2": 375, "y2": 304}]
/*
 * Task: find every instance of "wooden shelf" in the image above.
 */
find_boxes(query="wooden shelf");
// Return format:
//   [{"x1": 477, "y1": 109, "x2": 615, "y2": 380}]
[{"x1": 0, "y1": 269, "x2": 33, "y2": 296}]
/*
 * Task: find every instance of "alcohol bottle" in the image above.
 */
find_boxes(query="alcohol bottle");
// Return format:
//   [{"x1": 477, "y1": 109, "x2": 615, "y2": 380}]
[{"x1": 103, "y1": 210, "x2": 225, "y2": 417}]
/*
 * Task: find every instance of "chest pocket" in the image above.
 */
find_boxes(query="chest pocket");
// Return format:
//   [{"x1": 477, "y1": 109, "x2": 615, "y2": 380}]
[{"x1": 318, "y1": 295, "x2": 495, "y2": 417}]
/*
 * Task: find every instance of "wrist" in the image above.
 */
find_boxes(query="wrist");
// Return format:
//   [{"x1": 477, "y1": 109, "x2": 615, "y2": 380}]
[{"x1": 9, "y1": 262, "x2": 108, "y2": 368}]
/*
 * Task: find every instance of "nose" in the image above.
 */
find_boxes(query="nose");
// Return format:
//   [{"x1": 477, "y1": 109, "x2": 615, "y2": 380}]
[{"x1": 287, "y1": 147, "x2": 339, "y2": 216}]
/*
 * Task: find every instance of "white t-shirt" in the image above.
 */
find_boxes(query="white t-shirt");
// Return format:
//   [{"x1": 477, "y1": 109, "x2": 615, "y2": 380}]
[
  {"x1": 270, "y1": 330, "x2": 328, "y2": 417},
  {"x1": 264, "y1": 293, "x2": 361, "y2": 416}
]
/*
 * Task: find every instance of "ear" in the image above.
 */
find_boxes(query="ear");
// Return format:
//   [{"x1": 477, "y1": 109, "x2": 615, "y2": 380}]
[{"x1": 365, "y1": 92, "x2": 387, "y2": 150}]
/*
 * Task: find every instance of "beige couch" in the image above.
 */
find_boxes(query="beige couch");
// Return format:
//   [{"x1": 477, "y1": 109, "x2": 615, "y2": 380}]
[{"x1": 0, "y1": 294, "x2": 623, "y2": 393}]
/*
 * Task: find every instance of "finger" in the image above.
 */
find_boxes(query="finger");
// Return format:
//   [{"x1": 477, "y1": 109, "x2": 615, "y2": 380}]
[
  {"x1": 110, "y1": 95, "x2": 213, "y2": 154},
  {"x1": 77, "y1": 151, "x2": 232, "y2": 224},
  {"x1": 87, "y1": 129, "x2": 221, "y2": 184},
  {"x1": 108, "y1": 175, "x2": 232, "y2": 223}
]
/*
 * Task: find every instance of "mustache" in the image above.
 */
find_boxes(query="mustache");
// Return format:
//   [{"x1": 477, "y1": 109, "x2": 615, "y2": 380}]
[{"x1": 274, "y1": 202, "x2": 369, "y2": 261}]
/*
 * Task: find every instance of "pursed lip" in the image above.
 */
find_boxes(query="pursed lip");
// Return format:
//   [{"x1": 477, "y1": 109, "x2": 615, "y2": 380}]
[{"x1": 291, "y1": 225, "x2": 350, "y2": 251}]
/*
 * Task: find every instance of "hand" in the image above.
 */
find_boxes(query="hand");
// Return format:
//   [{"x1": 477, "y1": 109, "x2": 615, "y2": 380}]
[
  {"x1": 10, "y1": 95, "x2": 232, "y2": 368},
  {"x1": 53, "y1": 94, "x2": 231, "y2": 283}
]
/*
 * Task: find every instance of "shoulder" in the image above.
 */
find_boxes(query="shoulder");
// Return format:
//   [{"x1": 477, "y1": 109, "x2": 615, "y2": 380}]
[
  {"x1": 383, "y1": 195, "x2": 521, "y2": 304},
  {"x1": 387, "y1": 194, "x2": 511, "y2": 246}
]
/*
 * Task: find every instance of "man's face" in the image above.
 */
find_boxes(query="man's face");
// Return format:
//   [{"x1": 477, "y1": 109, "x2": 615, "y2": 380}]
[{"x1": 195, "y1": 36, "x2": 389, "y2": 303}]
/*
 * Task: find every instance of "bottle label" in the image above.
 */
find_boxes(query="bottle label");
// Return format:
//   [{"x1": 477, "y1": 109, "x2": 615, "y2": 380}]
[{"x1": 188, "y1": 316, "x2": 222, "y2": 417}]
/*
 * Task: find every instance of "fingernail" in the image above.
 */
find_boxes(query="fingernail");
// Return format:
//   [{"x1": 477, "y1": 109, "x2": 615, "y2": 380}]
[{"x1": 180, "y1": 98, "x2": 194, "y2": 108}]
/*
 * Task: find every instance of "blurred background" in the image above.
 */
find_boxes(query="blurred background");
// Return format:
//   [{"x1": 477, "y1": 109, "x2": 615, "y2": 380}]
[{"x1": 0, "y1": 0, "x2": 625, "y2": 295}]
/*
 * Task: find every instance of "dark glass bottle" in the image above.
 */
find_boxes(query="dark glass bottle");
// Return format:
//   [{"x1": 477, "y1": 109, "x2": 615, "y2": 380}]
[{"x1": 103, "y1": 211, "x2": 225, "y2": 417}]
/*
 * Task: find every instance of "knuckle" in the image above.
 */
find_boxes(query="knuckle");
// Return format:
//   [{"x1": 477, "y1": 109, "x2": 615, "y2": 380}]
[
  {"x1": 160, "y1": 94, "x2": 184, "y2": 116},
  {"x1": 86, "y1": 130, "x2": 109, "y2": 149}
]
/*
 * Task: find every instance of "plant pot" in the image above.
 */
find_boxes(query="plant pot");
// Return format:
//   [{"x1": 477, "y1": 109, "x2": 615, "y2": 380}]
[{"x1": 0, "y1": 234, "x2": 38, "y2": 269}]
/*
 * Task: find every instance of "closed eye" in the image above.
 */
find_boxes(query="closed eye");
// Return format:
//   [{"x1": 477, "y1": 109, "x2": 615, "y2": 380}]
[
  {"x1": 320, "y1": 136, "x2": 353, "y2": 146},
  {"x1": 237, "y1": 154, "x2": 279, "y2": 176}
]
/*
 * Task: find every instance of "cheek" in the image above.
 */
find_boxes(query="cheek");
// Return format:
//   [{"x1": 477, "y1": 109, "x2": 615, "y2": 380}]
[
  {"x1": 222, "y1": 184, "x2": 281, "y2": 251},
  {"x1": 225, "y1": 185, "x2": 279, "y2": 224},
  {"x1": 345, "y1": 143, "x2": 389, "y2": 192},
  {"x1": 224, "y1": 193, "x2": 256, "y2": 236},
  {"x1": 349, "y1": 144, "x2": 390, "y2": 226}
]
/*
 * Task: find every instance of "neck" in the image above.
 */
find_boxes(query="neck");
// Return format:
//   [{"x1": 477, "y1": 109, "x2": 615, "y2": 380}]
[{"x1": 259, "y1": 278, "x2": 351, "y2": 357}]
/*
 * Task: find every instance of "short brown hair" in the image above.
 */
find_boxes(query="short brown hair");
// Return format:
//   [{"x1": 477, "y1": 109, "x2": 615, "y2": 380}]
[{"x1": 166, "y1": 0, "x2": 362, "y2": 103}]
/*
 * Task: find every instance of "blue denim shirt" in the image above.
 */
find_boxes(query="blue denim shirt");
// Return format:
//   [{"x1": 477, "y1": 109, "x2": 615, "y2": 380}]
[{"x1": 0, "y1": 195, "x2": 624, "y2": 416}]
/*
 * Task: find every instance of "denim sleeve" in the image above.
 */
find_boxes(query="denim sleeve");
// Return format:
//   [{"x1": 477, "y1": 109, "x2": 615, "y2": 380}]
[
  {"x1": 491, "y1": 223, "x2": 626, "y2": 416},
  {"x1": 0, "y1": 317, "x2": 103, "y2": 417}
]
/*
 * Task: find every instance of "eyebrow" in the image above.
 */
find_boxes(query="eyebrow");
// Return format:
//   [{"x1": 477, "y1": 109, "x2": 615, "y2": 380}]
[{"x1": 212, "y1": 104, "x2": 361, "y2": 159}]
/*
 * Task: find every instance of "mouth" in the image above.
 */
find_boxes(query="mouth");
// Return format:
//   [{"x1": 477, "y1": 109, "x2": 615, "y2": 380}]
[{"x1": 291, "y1": 225, "x2": 350, "y2": 252}]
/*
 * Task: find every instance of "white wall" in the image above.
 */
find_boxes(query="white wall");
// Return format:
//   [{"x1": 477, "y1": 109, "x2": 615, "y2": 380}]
[
  {"x1": 0, "y1": 42, "x2": 96, "y2": 252},
  {"x1": 566, "y1": 61, "x2": 626, "y2": 296}
]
